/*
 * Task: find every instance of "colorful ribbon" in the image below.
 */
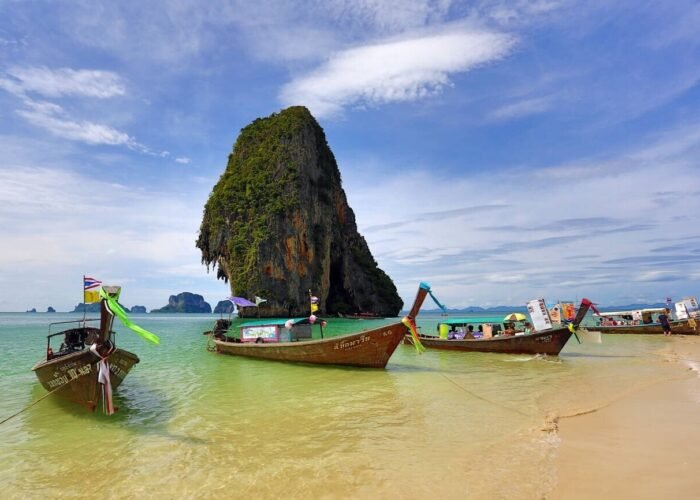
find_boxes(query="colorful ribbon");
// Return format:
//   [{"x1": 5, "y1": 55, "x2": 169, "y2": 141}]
[
  {"x1": 402, "y1": 316, "x2": 426, "y2": 354},
  {"x1": 90, "y1": 343, "x2": 116, "y2": 415},
  {"x1": 99, "y1": 288, "x2": 160, "y2": 344}
]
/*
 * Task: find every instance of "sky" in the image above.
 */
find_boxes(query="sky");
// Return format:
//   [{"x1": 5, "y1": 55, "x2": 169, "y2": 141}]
[{"x1": 1, "y1": 0, "x2": 699, "y2": 312}]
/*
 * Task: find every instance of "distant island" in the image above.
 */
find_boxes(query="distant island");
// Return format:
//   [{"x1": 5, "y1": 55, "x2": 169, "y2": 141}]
[
  {"x1": 151, "y1": 292, "x2": 212, "y2": 313},
  {"x1": 130, "y1": 305, "x2": 147, "y2": 313},
  {"x1": 26, "y1": 308, "x2": 37, "y2": 313},
  {"x1": 71, "y1": 302, "x2": 131, "y2": 313},
  {"x1": 213, "y1": 300, "x2": 234, "y2": 314},
  {"x1": 47, "y1": 306, "x2": 55, "y2": 313}
]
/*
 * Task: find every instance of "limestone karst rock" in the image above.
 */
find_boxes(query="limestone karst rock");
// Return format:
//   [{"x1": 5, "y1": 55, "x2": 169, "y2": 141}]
[
  {"x1": 197, "y1": 106, "x2": 402, "y2": 317},
  {"x1": 151, "y1": 292, "x2": 212, "y2": 313},
  {"x1": 213, "y1": 300, "x2": 234, "y2": 314}
]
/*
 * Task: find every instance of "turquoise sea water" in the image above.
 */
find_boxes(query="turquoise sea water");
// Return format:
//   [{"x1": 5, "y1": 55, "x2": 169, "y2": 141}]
[{"x1": 0, "y1": 312, "x2": 696, "y2": 498}]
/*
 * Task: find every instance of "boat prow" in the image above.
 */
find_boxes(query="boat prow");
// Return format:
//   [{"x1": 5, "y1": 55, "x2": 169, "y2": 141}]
[{"x1": 32, "y1": 348, "x2": 139, "y2": 412}]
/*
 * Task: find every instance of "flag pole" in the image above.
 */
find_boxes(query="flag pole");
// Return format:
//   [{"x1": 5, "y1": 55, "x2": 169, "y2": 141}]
[{"x1": 82, "y1": 274, "x2": 86, "y2": 324}]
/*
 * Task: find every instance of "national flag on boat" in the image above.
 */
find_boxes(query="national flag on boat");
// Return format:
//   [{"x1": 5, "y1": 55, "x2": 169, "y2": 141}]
[
  {"x1": 84, "y1": 276, "x2": 102, "y2": 303},
  {"x1": 84, "y1": 277, "x2": 102, "y2": 290}
]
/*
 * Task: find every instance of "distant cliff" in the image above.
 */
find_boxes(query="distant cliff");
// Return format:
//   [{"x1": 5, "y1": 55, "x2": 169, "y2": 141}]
[
  {"x1": 151, "y1": 292, "x2": 212, "y2": 313},
  {"x1": 196, "y1": 106, "x2": 402, "y2": 317},
  {"x1": 213, "y1": 300, "x2": 234, "y2": 314},
  {"x1": 72, "y1": 302, "x2": 130, "y2": 313},
  {"x1": 130, "y1": 305, "x2": 147, "y2": 313}
]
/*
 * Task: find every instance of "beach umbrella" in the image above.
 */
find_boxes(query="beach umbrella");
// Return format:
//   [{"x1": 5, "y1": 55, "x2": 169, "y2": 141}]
[{"x1": 503, "y1": 313, "x2": 527, "y2": 322}]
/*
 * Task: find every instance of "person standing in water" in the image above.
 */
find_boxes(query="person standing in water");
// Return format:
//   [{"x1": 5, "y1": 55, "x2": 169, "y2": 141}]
[{"x1": 658, "y1": 309, "x2": 672, "y2": 336}]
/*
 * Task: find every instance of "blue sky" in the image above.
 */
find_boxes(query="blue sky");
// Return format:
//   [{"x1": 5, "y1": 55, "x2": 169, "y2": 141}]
[{"x1": 1, "y1": 0, "x2": 699, "y2": 312}]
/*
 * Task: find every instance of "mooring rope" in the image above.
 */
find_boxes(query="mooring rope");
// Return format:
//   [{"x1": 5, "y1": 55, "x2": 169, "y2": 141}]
[
  {"x1": 439, "y1": 373, "x2": 534, "y2": 417},
  {"x1": 0, "y1": 368, "x2": 91, "y2": 426}
]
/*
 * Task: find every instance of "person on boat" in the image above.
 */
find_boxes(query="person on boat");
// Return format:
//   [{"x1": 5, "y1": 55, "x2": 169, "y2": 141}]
[
  {"x1": 523, "y1": 322, "x2": 533, "y2": 334},
  {"x1": 465, "y1": 324, "x2": 475, "y2": 339},
  {"x1": 659, "y1": 309, "x2": 672, "y2": 336},
  {"x1": 503, "y1": 323, "x2": 516, "y2": 336}
]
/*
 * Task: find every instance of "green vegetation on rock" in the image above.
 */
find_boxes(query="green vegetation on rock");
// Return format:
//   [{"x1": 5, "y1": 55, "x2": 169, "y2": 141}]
[{"x1": 197, "y1": 106, "x2": 403, "y2": 317}]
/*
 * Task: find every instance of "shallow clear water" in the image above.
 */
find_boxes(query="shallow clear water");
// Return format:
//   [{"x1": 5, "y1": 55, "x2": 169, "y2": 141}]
[{"x1": 0, "y1": 312, "x2": 693, "y2": 498}]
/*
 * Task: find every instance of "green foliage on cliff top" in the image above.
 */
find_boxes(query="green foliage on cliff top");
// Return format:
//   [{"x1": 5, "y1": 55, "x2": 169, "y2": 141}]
[{"x1": 197, "y1": 106, "x2": 320, "y2": 293}]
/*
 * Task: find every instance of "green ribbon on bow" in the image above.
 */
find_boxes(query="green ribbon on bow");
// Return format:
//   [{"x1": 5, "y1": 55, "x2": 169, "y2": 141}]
[
  {"x1": 99, "y1": 288, "x2": 160, "y2": 345},
  {"x1": 567, "y1": 322, "x2": 581, "y2": 344}
]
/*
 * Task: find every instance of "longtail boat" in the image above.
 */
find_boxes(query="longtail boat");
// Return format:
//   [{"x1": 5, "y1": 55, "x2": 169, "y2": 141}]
[
  {"x1": 208, "y1": 283, "x2": 430, "y2": 368},
  {"x1": 580, "y1": 299, "x2": 699, "y2": 335},
  {"x1": 32, "y1": 285, "x2": 159, "y2": 413},
  {"x1": 407, "y1": 298, "x2": 596, "y2": 356}
]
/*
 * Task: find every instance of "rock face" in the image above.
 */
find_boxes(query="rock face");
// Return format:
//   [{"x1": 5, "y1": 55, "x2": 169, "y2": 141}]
[
  {"x1": 130, "y1": 305, "x2": 147, "y2": 313},
  {"x1": 152, "y1": 292, "x2": 212, "y2": 313},
  {"x1": 213, "y1": 300, "x2": 234, "y2": 314},
  {"x1": 197, "y1": 106, "x2": 403, "y2": 317}
]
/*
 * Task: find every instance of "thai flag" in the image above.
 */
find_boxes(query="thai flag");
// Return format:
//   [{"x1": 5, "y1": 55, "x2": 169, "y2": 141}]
[{"x1": 84, "y1": 277, "x2": 102, "y2": 290}]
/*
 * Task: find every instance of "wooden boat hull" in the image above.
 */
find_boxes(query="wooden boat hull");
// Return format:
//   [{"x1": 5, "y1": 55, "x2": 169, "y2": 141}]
[
  {"x1": 214, "y1": 321, "x2": 407, "y2": 368},
  {"x1": 32, "y1": 348, "x2": 140, "y2": 411},
  {"x1": 412, "y1": 328, "x2": 574, "y2": 355},
  {"x1": 582, "y1": 319, "x2": 698, "y2": 335}
]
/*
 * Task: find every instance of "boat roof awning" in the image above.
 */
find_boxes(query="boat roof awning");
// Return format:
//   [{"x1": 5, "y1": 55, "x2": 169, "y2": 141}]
[
  {"x1": 239, "y1": 318, "x2": 309, "y2": 328},
  {"x1": 596, "y1": 308, "x2": 665, "y2": 317},
  {"x1": 439, "y1": 316, "x2": 515, "y2": 325}
]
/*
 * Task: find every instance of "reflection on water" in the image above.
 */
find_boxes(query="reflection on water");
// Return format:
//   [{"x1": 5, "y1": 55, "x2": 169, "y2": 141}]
[{"x1": 0, "y1": 313, "x2": 695, "y2": 498}]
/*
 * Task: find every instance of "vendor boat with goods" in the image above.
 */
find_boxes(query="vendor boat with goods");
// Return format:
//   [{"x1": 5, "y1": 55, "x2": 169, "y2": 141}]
[
  {"x1": 32, "y1": 278, "x2": 159, "y2": 414},
  {"x1": 205, "y1": 283, "x2": 431, "y2": 368},
  {"x1": 405, "y1": 289, "x2": 597, "y2": 355},
  {"x1": 580, "y1": 297, "x2": 699, "y2": 335}
]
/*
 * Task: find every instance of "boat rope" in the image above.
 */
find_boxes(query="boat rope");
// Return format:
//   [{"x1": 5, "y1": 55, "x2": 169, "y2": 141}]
[
  {"x1": 438, "y1": 373, "x2": 533, "y2": 417},
  {"x1": 546, "y1": 372, "x2": 693, "y2": 432},
  {"x1": 0, "y1": 368, "x2": 92, "y2": 426}
]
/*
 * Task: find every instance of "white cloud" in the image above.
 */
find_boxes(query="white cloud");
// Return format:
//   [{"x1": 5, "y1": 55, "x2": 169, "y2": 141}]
[
  {"x1": 487, "y1": 96, "x2": 552, "y2": 120},
  {"x1": 280, "y1": 27, "x2": 516, "y2": 117},
  {"x1": 474, "y1": 0, "x2": 572, "y2": 26},
  {"x1": 16, "y1": 103, "x2": 133, "y2": 146},
  {"x1": 0, "y1": 161, "x2": 228, "y2": 311},
  {"x1": 2, "y1": 66, "x2": 125, "y2": 98},
  {"x1": 175, "y1": 157, "x2": 191, "y2": 164},
  {"x1": 341, "y1": 122, "x2": 700, "y2": 308}
]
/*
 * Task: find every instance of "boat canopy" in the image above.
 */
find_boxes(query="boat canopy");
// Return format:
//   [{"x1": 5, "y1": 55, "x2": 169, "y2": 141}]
[
  {"x1": 596, "y1": 308, "x2": 665, "y2": 317},
  {"x1": 438, "y1": 316, "x2": 518, "y2": 325},
  {"x1": 239, "y1": 318, "x2": 309, "y2": 328}
]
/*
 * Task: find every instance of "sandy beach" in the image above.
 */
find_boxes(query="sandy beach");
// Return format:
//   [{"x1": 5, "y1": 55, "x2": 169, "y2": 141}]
[{"x1": 551, "y1": 336, "x2": 700, "y2": 499}]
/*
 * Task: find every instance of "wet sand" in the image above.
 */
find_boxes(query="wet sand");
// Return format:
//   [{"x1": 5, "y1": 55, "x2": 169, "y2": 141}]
[{"x1": 551, "y1": 336, "x2": 700, "y2": 499}]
